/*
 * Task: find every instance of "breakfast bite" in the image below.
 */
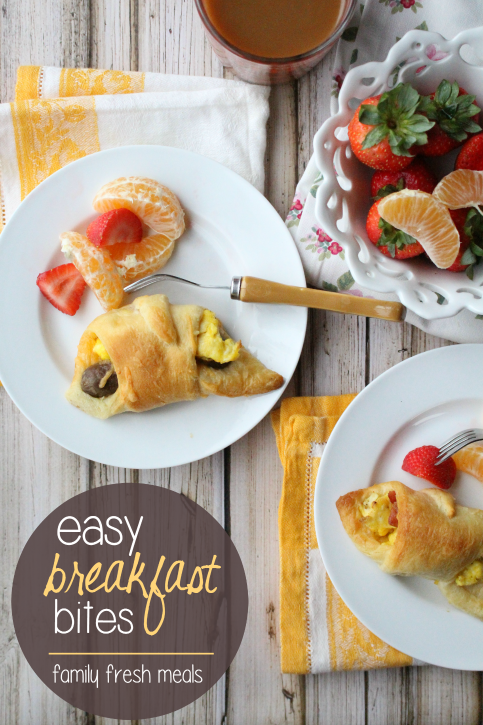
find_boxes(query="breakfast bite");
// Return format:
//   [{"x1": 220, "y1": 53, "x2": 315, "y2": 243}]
[
  {"x1": 337, "y1": 481, "x2": 483, "y2": 620},
  {"x1": 336, "y1": 481, "x2": 483, "y2": 581},
  {"x1": 66, "y1": 294, "x2": 284, "y2": 419}
]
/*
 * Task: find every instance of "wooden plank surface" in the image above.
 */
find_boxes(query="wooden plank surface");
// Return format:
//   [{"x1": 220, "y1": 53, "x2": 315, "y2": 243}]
[{"x1": 0, "y1": 0, "x2": 481, "y2": 723}]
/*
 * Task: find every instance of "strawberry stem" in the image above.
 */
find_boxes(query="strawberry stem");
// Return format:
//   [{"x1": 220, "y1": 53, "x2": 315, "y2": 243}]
[{"x1": 359, "y1": 83, "x2": 434, "y2": 157}]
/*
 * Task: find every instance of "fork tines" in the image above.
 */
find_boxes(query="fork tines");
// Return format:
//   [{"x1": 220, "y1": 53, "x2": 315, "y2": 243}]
[{"x1": 436, "y1": 429, "x2": 479, "y2": 465}]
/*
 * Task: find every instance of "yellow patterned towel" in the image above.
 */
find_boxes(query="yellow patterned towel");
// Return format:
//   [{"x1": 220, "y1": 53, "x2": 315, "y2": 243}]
[
  {"x1": 0, "y1": 65, "x2": 269, "y2": 236},
  {"x1": 272, "y1": 395, "x2": 421, "y2": 673}
]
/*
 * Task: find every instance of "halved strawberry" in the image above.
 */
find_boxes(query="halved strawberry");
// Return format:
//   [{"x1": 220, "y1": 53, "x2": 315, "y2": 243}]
[
  {"x1": 366, "y1": 199, "x2": 424, "y2": 259},
  {"x1": 402, "y1": 445, "x2": 456, "y2": 490},
  {"x1": 87, "y1": 208, "x2": 143, "y2": 247},
  {"x1": 348, "y1": 83, "x2": 434, "y2": 171},
  {"x1": 416, "y1": 81, "x2": 481, "y2": 157},
  {"x1": 37, "y1": 263, "x2": 86, "y2": 316}
]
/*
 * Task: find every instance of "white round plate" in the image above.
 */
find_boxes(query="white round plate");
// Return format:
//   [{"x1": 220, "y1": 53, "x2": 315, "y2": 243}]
[
  {"x1": 0, "y1": 146, "x2": 306, "y2": 469},
  {"x1": 315, "y1": 344, "x2": 483, "y2": 670}
]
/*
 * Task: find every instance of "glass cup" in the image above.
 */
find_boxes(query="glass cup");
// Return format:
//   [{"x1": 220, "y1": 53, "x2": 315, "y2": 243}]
[{"x1": 195, "y1": 0, "x2": 358, "y2": 85}]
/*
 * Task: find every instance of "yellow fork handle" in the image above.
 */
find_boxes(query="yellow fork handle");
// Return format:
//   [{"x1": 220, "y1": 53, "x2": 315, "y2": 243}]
[{"x1": 236, "y1": 276, "x2": 405, "y2": 322}]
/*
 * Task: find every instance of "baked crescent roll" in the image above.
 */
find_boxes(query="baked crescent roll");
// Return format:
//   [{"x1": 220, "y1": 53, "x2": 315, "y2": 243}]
[
  {"x1": 336, "y1": 481, "x2": 483, "y2": 582},
  {"x1": 66, "y1": 294, "x2": 284, "y2": 419},
  {"x1": 437, "y1": 574, "x2": 483, "y2": 620}
]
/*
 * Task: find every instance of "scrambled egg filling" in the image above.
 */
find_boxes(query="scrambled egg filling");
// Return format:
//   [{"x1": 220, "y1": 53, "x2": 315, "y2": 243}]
[
  {"x1": 455, "y1": 560, "x2": 483, "y2": 587},
  {"x1": 359, "y1": 492, "x2": 397, "y2": 544},
  {"x1": 93, "y1": 337, "x2": 110, "y2": 360},
  {"x1": 197, "y1": 310, "x2": 241, "y2": 364}
]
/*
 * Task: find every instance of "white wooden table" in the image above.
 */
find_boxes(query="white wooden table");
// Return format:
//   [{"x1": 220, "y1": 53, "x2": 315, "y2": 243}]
[{"x1": 0, "y1": 2, "x2": 481, "y2": 723}]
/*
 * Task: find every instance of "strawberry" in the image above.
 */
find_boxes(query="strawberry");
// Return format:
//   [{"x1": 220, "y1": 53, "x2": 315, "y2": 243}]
[
  {"x1": 447, "y1": 209, "x2": 471, "y2": 273},
  {"x1": 366, "y1": 199, "x2": 424, "y2": 259},
  {"x1": 348, "y1": 83, "x2": 434, "y2": 171},
  {"x1": 454, "y1": 206, "x2": 483, "y2": 279},
  {"x1": 402, "y1": 445, "x2": 456, "y2": 490},
  {"x1": 371, "y1": 158, "x2": 437, "y2": 199},
  {"x1": 416, "y1": 81, "x2": 481, "y2": 157},
  {"x1": 86, "y1": 208, "x2": 142, "y2": 247},
  {"x1": 455, "y1": 132, "x2": 483, "y2": 171},
  {"x1": 37, "y1": 263, "x2": 86, "y2": 316}
]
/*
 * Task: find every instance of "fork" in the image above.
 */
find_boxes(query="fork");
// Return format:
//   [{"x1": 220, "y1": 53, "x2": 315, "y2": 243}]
[
  {"x1": 124, "y1": 273, "x2": 405, "y2": 322},
  {"x1": 435, "y1": 429, "x2": 483, "y2": 465}
]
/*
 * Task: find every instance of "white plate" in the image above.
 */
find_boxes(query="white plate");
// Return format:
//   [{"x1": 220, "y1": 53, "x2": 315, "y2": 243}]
[
  {"x1": 315, "y1": 344, "x2": 483, "y2": 670},
  {"x1": 315, "y1": 26, "x2": 483, "y2": 320},
  {"x1": 0, "y1": 146, "x2": 306, "y2": 468}
]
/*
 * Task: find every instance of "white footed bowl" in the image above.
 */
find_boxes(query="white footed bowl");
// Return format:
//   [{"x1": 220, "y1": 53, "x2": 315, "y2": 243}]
[{"x1": 315, "y1": 27, "x2": 483, "y2": 320}]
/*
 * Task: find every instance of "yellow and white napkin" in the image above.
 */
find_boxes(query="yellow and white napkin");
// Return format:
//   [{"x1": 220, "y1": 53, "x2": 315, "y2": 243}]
[
  {"x1": 272, "y1": 395, "x2": 419, "y2": 673},
  {"x1": 0, "y1": 65, "x2": 270, "y2": 235}
]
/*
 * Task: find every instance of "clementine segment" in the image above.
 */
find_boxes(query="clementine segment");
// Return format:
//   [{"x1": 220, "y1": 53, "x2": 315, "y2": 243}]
[
  {"x1": 93, "y1": 177, "x2": 185, "y2": 241},
  {"x1": 377, "y1": 189, "x2": 460, "y2": 269},
  {"x1": 109, "y1": 233, "x2": 175, "y2": 282},
  {"x1": 453, "y1": 443, "x2": 483, "y2": 483},
  {"x1": 433, "y1": 169, "x2": 483, "y2": 210},
  {"x1": 60, "y1": 231, "x2": 125, "y2": 311}
]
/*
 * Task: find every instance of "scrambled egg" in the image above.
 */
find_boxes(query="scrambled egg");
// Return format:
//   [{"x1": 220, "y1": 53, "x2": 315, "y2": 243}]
[
  {"x1": 359, "y1": 492, "x2": 397, "y2": 544},
  {"x1": 197, "y1": 310, "x2": 241, "y2": 364},
  {"x1": 93, "y1": 337, "x2": 110, "y2": 360},
  {"x1": 455, "y1": 560, "x2": 483, "y2": 587}
]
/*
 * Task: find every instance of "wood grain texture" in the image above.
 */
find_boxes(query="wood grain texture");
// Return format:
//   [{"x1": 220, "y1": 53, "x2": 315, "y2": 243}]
[
  {"x1": 0, "y1": 0, "x2": 90, "y2": 721},
  {"x1": 227, "y1": 80, "x2": 305, "y2": 725}
]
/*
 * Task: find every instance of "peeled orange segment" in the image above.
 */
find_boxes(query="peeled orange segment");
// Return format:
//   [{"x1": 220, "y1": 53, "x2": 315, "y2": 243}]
[
  {"x1": 433, "y1": 169, "x2": 483, "y2": 210},
  {"x1": 377, "y1": 189, "x2": 460, "y2": 269},
  {"x1": 453, "y1": 443, "x2": 483, "y2": 483},
  {"x1": 60, "y1": 232, "x2": 125, "y2": 311},
  {"x1": 109, "y1": 233, "x2": 175, "y2": 282},
  {"x1": 93, "y1": 177, "x2": 185, "y2": 241}
]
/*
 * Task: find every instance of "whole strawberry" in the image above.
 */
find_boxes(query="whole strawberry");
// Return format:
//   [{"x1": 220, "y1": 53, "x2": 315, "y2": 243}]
[
  {"x1": 348, "y1": 83, "x2": 434, "y2": 171},
  {"x1": 453, "y1": 206, "x2": 483, "y2": 278},
  {"x1": 455, "y1": 132, "x2": 483, "y2": 171},
  {"x1": 447, "y1": 209, "x2": 471, "y2": 273},
  {"x1": 366, "y1": 199, "x2": 424, "y2": 259},
  {"x1": 402, "y1": 445, "x2": 456, "y2": 490},
  {"x1": 371, "y1": 158, "x2": 437, "y2": 199},
  {"x1": 416, "y1": 81, "x2": 481, "y2": 157}
]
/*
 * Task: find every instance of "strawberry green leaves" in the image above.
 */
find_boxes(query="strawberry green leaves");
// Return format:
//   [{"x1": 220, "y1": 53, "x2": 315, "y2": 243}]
[
  {"x1": 358, "y1": 83, "x2": 434, "y2": 156},
  {"x1": 377, "y1": 216, "x2": 418, "y2": 257},
  {"x1": 418, "y1": 80, "x2": 481, "y2": 143},
  {"x1": 461, "y1": 207, "x2": 483, "y2": 278}
]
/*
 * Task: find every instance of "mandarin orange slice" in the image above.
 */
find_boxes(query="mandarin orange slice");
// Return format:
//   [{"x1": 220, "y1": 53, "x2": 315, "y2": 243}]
[
  {"x1": 93, "y1": 177, "x2": 185, "y2": 241},
  {"x1": 377, "y1": 189, "x2": 460, "y2": 269},
  {"x1": 60, "y1": 232, "x2": 125, "y2": 311},
  {"x1": 433, "y1": 169, "x2": 483, "y2": 210},
  {"x1": 453, "y1": 443, "x2": 483, "y2": 483},
  {"x1": 109, "y1": 233, "x2": 175, "y2": 282}
]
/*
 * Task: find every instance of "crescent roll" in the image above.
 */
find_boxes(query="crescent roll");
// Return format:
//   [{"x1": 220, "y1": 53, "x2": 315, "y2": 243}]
[
  {"x1": 336, "y1": 481, "x2": 483, "y2": 582},
  {"x1": 66, "y1": 293, "x2": 284, "y2": 419}
]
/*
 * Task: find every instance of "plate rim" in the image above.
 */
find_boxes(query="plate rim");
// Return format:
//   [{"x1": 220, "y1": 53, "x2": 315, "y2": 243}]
[
  {"x1": 0, "y1": 144, "x2": 307, "y2": 468},
  {"x1": 314, "y1": 343, "x2": 483, "y2": 670}
]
